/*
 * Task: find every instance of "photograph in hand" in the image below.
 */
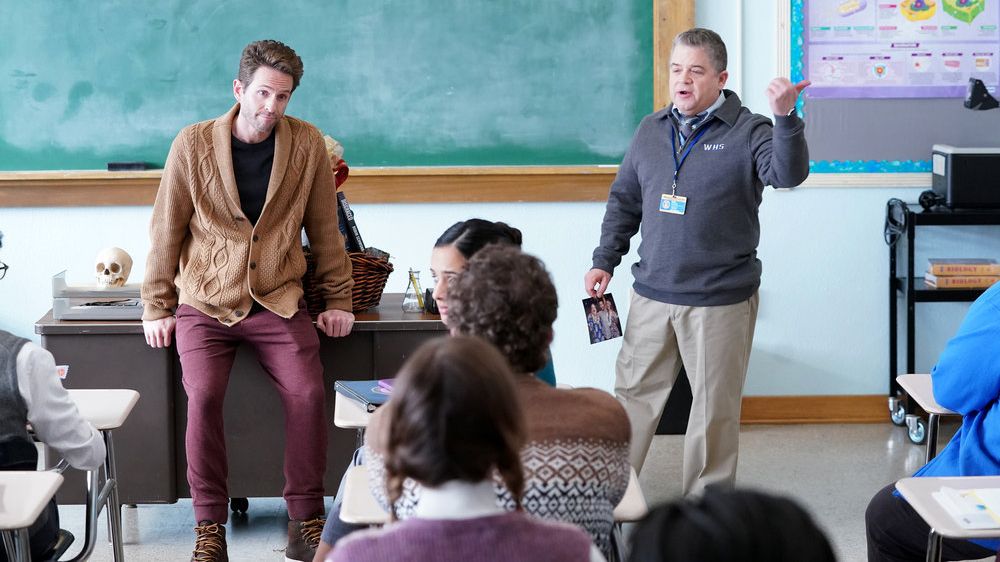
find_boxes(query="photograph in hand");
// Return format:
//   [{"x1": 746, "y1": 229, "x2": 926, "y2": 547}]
[{"x1": 582, "y1": 293, "x2": 623, "y2": 344}]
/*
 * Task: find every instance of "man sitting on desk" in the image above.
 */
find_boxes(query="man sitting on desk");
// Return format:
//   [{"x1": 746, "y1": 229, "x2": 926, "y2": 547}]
[
  {"x1": 866, "y1": 282, "x2": 1000, "y2": 561},
  {"x1": 141, "y1": 40, "x2": 355, "y2": 562}
]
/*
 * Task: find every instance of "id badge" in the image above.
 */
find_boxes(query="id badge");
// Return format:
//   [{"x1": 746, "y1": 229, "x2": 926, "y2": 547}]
[{"x1": 659, "y1": 194, "x2": 687, "y2": 215}]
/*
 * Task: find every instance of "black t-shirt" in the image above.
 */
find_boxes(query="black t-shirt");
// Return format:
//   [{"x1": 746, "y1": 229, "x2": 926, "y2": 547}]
[{"x1": 231, "y1": 130, "x2": 275, "y2": 226}]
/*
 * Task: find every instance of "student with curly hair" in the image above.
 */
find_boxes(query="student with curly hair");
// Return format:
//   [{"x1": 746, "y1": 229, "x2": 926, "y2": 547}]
[
  {"x1": 364, "y1": 246, "x2": 631, "y2": 559},
  {"x1": 328, "y1": 336, "x2": 600, "y2": 562},
  {"x1": 313, "y1": 219, "x2": 555, "y2": 561}
]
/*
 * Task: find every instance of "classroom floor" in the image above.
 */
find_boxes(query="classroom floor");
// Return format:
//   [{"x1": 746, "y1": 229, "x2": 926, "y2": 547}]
[{"x1": 57, "y1": 420, "x2": 960, "y2": 562}]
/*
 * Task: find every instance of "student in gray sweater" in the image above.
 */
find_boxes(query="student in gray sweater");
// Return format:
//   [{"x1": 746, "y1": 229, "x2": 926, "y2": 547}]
[
  {"x1": 584, "y1": 27, "x2": 810, "y2": 496},
  {"x1": 0, "y1": 234, "x2": 106, "y2": 561}
]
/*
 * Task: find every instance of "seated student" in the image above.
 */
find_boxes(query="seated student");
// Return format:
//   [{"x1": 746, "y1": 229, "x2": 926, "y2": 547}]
[
  {"x1": 313, "y1": 219, "x2": 555, "y2": 561},
  {"x1": 428, "y1": 218, "x2": 557, "y2": 386},
  {"x1": 866, "y1": 282, "x2": 1000, "y2": 562},
  {"x1": 328, "y1": 336, "x2": 602, "y2": 562},
  {"x1": 365, "y1": 245, "x2": 631, "y2": 559},
  {"x1": 627, "y1": 487, "x2": 836, "y2": 562},
  {"x1": 0, "y1": 331, "x2": 107, "y2": 561}
]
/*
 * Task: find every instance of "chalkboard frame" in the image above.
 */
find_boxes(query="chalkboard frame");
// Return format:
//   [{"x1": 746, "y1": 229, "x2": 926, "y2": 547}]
[{"x1": 0, "y1": 1, "x2": 694, "y2": 207}]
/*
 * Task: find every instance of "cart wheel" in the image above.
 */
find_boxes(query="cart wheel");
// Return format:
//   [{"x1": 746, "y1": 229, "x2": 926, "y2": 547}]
[
  {"x1": 890, "y1": 400, "x2": 907, "y2": 426},
  {"x1": 906, "y1": 416, "x2": 927, "y2": 445},
  {"x1": 230, "y1": 497, "x2": 249, "y2": 514}
]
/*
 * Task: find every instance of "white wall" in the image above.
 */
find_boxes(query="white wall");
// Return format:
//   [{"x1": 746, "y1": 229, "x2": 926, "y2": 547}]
[{"x1": 1, "y1": 0, "x2": 993, "y2": 396}]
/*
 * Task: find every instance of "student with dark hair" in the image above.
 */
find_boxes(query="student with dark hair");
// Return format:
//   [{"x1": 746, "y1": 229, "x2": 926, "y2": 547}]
[
  {"x1": 627, "y1": 488, "x2": 836, "y2": 562},
  {"x1": 366, "y1": 245, "x2": 630, "y2": 559},
  {"x1": 434, "y1": 218, "x2": 523, "y2": 263},
  {"x1": 430, "y1": 219, "x2": 555, "y2": 386},
  {"x1": 327, "y1": 336, "x2": 601, "y2": 562}
]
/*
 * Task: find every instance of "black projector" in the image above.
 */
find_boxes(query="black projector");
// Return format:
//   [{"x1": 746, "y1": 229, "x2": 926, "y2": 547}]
[{"x1": 931, "y1": 145, "x2": 1000, "y2": 209}]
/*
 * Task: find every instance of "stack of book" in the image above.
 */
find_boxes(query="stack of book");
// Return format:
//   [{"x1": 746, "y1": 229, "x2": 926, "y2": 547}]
[{"x1": 925, "y1": 258, "x2": 1000, "y2": 289}]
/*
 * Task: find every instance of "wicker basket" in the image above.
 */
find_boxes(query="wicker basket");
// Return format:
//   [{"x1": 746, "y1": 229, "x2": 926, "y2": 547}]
[{"x1": 302, "y1": 246, "x2": 394, "y2": 315}]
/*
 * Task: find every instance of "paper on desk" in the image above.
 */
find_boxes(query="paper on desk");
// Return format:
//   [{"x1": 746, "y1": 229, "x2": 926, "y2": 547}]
[{"x1": 933, "y1": 487, "x2": 1000, "y2": 529}]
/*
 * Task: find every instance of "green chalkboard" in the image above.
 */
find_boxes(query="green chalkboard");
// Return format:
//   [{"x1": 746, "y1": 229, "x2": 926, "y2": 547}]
[{"x1": 0, "y1": 1, "x2": 652, "y2": 170}]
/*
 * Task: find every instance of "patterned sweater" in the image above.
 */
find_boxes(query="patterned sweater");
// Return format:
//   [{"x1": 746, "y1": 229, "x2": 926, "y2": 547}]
[
  {"x1": 365, "y1": 376, "x2": 631, "y2": 558},
  {"x1": 142, "y1": 104, "x2": 353, "y2": 325}
]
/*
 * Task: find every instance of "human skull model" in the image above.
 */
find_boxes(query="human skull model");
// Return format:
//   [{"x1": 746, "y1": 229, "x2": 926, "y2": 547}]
[{"x1": 94, "y1": 247, "x2": 133, "y2": 288}]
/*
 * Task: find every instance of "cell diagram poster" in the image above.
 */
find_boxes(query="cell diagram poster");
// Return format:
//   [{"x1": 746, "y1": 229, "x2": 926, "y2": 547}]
[{"x1": 805, "y1": 0, "x2": 999, "y2": 98}]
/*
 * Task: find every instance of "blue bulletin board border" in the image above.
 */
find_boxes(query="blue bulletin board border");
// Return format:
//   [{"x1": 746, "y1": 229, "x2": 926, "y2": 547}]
[{"x1": 790, "y1": 0, "x2": 931, "y2": 174}]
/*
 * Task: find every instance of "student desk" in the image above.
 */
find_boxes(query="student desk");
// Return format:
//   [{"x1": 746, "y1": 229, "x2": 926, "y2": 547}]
[
  {"x1": 35, "y1": 294, "x2": 446, "y2": 507},
  {"x1": 66, "y1": 388, "x2": 139, "y2": 562},
  {"x1": 339, "y1": 463, "x2": 647, "y2": 561},
  {"x1": 895, "y1": 476, "x2": 1000, "y2": 562},
  {"x1": 896, "y1": 374, "x2": 959, "y2": 463},
  {"x1": 0, "y1": 471, "x2": 63, "y2": 562}
]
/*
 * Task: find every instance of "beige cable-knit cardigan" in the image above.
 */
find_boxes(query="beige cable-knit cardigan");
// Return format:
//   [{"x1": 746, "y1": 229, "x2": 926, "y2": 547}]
[{"x1": 141, "y1": 104, "x2": 353, "y2": 325}]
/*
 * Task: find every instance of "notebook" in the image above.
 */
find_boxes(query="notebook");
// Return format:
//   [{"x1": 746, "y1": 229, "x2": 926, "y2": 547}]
[{"x1": 334, "y1": 379, "x2": 394, "y2": 412}]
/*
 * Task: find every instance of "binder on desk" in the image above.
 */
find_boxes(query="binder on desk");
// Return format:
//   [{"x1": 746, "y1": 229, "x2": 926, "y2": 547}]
[{"x1": 334, "y1": 379, "x2": 393, "y2": 412}]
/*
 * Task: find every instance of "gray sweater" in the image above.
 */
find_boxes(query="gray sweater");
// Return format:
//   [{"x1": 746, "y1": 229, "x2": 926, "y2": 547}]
[{"x1": 592, "y1": 90, "x2": 809, "y2": 306}]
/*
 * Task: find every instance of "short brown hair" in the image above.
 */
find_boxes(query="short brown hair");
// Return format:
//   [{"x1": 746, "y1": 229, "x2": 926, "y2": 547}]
[
  {"x1": 446, "y1": 245, "x2": 557, "y2": 375},
  {"x1": 237, "y1": 39, "x2": 304, "y2": 91},
  {"x1": 384, "y1": 336, "x2": 526, "y2": 519},
  {"x1": 673, "y1": 28, "x2": 728, "y2": 73}
]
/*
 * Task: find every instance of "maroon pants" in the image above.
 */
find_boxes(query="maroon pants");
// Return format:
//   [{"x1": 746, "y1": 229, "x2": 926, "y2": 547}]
[{"x1": 175, "y1": 304, "x2": 327, "y2": 524}]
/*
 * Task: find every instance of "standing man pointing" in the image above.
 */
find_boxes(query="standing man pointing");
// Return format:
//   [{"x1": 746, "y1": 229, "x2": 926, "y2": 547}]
[
  {"x1": 584, "y1": 28, "x2": 809, "y2": 496},
  {"x1": 142, "y1": 40, "x2": 354, "y2": 562}
]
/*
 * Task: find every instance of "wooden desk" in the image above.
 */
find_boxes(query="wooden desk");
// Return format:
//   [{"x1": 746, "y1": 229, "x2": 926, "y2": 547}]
[{"x1": 36, "y1": 294, "x2": 446, "y2": 505}]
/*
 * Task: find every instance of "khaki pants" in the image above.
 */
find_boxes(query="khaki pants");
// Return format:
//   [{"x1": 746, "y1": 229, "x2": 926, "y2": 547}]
[{"x1": 615, "y1": 290, "x2": 759, "y2": 496}]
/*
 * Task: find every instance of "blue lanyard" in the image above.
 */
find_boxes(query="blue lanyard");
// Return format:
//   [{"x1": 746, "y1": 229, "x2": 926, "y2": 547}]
[{"x1": 670, "y1": 120, "x2": 713, "y2": 196}]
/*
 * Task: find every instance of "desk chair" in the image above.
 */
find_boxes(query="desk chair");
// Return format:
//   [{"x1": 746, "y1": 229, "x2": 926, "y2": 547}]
[
  {"x1": 896, "y1": 476, "x2": 1000, "y2": 562},
  {"x1": 63, "y1": 389, "x2": 139, "y2": 562},
  {"x1": 0, "y1": 471, "x2": 63, "y2": 562},
  {"x1": 610, "y1": 467, "x2": 647, "y2": 562},
  {"x1": 333, "y1": 392, "x2": 371, "y2": 450},
  {"x1": 340, "y1": 464, "x2": 648, "y2": 562},
  {"x1": 897, "y1": 374, "x2": 959, "y2": 463}
]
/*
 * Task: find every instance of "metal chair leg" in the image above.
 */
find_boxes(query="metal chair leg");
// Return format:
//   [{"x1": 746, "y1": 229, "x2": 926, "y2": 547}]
[
  {"x1": 14, "y1": 528, "x2": 31, "y2": 562},
  {"x1": 925, "y1": 413, "x2": 940, "y2": 464},
  {"x1": 925, "y1": 529, "x2": 942, "y2": 562},
  {"x1": 104, "y1": 431, "x2": 125, "y2": 562},
  {"x1": 610, "y1": 522, "x2": 627, "y2": 562},
  {"x1": 2, "y1": 530, "x2": 18, "y2": 562}
]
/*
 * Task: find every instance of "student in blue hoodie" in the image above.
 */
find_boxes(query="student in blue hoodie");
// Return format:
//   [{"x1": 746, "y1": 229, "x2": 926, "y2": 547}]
[{"x1": 866, "y1": 282, "x2": 1000, "y2": 561}]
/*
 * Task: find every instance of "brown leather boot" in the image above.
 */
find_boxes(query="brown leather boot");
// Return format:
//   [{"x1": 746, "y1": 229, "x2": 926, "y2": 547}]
[
  {"x1": 191, "y1": 520, "x2": 228, "y2": 562},
  {"x1": 284, "y1": 515, "x2": 325, "y2": 562}
]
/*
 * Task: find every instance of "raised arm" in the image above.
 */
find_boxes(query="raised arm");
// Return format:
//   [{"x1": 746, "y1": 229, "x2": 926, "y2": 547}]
[{"x1": 752, "y1": 78, "x2": 811, "y2": 189}]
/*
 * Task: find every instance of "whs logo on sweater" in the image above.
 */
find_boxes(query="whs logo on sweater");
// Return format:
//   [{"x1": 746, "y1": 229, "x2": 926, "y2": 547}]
[{"x1": 702, "y1": 143, "x2": 725, "y2": 151}]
